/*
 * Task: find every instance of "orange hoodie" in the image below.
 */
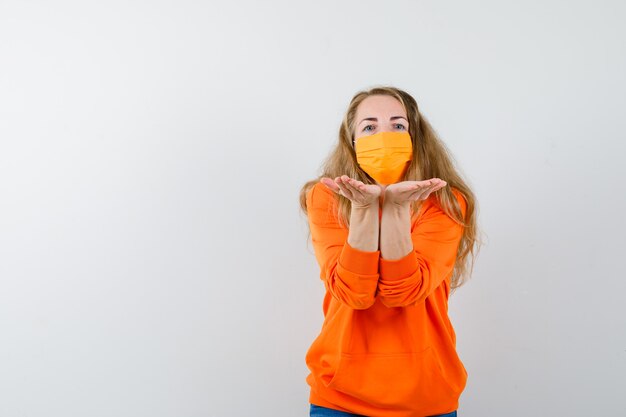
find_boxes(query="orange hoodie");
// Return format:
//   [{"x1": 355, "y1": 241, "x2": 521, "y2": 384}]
[{"x1": 304, "y1": 182, "x2": 468, "y2": 417}]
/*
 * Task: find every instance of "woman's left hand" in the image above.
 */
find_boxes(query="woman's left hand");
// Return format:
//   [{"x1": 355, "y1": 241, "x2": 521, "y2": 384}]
[{"x1": 384, "y1": 178, "x2": 447, "y2": 206}]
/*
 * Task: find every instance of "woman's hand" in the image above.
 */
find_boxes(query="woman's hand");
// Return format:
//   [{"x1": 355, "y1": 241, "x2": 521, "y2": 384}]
[
  {"x1": 384, "y1": 178, "x2": 447, "y2": 206},
  {"x1": 320, "y1": 175, "x2": 382, "y2": 208}
]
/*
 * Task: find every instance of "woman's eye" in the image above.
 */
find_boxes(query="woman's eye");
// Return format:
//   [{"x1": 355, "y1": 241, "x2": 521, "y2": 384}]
[{"x1": 362, "y1": 124, "x2": 405, "y2": 132}]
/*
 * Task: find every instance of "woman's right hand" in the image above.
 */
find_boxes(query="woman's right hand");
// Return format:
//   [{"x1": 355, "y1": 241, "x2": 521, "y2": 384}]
[{"x1": 320, "y1": 175, "x2": 382, "y2": 208}]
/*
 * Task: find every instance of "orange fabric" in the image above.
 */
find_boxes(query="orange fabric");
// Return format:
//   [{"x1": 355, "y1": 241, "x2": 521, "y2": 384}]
[
  {"x1": 355, "y1": 131, "x2": 413, "y2": 185},
  {"x1": 304, "y1": 182, "x2": 468, "y2": 417}
]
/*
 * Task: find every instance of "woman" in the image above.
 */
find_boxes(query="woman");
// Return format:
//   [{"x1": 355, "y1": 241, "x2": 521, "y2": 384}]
[{"x1": 299, "y1": 86, "x2": 481, "y2": 417}]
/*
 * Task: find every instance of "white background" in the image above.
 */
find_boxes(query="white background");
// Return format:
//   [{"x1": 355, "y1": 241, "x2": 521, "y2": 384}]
[{"x1": 1, "y1": 1, "x2": 625, "y2": 416}]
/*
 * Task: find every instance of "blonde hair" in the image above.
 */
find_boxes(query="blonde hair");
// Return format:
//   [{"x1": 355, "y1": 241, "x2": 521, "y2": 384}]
[{"x1": 299, "y1": 85, "x2": 483, "y2": 291}]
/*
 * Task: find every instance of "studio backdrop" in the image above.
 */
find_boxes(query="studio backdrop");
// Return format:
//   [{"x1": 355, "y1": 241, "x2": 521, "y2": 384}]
[{"x1": 1, "y1": 1, "x2": 625, "y2": 416}]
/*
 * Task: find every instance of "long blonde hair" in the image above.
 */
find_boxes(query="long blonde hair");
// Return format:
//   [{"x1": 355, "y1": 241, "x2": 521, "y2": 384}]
[{"x1": 299, "y1": 86, "x2": 483, "y2": 291}]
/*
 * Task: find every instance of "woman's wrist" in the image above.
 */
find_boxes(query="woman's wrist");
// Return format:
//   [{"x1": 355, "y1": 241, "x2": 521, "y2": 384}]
[
  {"x1": 348, "y1": 203, "x2": 380, "y2": 252},
  {"x1": 382, "y1": 198, "x2": 411, "y2": 212},
  {"x1": 380, "y1": 198, "x2": 412, "y2": 260}
]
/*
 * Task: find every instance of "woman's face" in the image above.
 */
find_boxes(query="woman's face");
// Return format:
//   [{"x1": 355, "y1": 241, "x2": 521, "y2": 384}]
[
  {"x1": 353, "y1": 94, "x2": 410, "y2": 190},
  {"x1": 353, "y1": 94, "x2": 409, "y2": 143}
]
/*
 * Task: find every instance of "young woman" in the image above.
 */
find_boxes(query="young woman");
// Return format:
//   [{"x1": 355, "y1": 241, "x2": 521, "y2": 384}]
[{"x1": 299, "y1": 86, "x2": 481, "y2": 417}]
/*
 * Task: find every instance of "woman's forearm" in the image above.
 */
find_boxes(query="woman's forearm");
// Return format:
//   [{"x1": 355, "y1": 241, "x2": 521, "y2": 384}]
[
  {"x1": 380, "y1": 202, "x2": 413, "y2": 260},
  {"x1": 347, "y1": 205, "x2": 380, "y2": 252}
]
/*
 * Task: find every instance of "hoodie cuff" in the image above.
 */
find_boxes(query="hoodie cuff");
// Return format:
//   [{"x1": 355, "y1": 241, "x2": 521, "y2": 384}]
[
  {"x1": 379, "y1": 250, "x2": 419, "y2": 281},
  {"x1": 338, "y1": 241, "x2": 380, "y2": 275}
]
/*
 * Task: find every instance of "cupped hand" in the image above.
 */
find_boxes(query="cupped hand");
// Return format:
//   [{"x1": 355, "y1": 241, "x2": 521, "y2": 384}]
[
  {"x1": 320, "y1": 175, "x2": 382, "y2": 208},
  {"x1": 384, "y1": 178, "x2": 447, "y2": 206}
]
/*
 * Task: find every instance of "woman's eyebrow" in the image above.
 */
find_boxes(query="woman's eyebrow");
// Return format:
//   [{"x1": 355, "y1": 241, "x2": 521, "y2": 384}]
[{"x1": 359, "y1": 116, "x2": 408, "y2": 125}]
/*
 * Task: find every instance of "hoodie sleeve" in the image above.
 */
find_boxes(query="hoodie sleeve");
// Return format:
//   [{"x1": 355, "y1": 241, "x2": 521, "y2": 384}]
[
  {"x1": 305, "y1": 182, "x2": 380, "y2": 310},
  {"x1": 377, "y1": 189, "x2": 467, "y2": 308}
]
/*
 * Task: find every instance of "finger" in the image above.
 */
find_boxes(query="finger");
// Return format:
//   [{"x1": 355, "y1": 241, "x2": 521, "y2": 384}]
[
  {"x1": 414, "y1": 178, "x2": 435, "y2": 188},
  {"x1": 432, "y1": 181, "x2": 447, "y2": 192},
  {"x1": 344, "y1": 177, "x2": 368, "y2": 198},
  {"x1": 409, "y1": 181, "x2": 431, "y2": 193},
  {"x1": 411, "y1": 181, "x2": 447, "y2": 201},
  {"x1": 339, "y1": 175, "x2": 364, "y2": 193},
  {"x1": 397, "y1": 180, "x2": 432, "y2": 195},
  {"x1": 337, "y1": 184, "x2": 355, "y2": 200},
  {"x1": 407, "y1": 179, "x2": 436, "y2": 191},
  {"x1": 408, "y1": 189, "x2": 430, "y2": 201},
  {"x1": 408, "y1": 182, "x2": 439, "y2": 200},
  {"x1": 428, "y1": 179, "x2": 447, "y2": 194},
  {"x1": 339, "y1": 175, "x2": 355, "y2": 186},
  {"x1": 335, "y1": 177, "x2": 355, "y2": 199},
  {"x1": 414, "y1": 179, "x2": 443, "y2": 193},
  {"x1": 320, "y1": 177, "x2": 340, "y2": 193},
  {"x1": 341, "y1": 177, "x2": 367, "y2": 201}
]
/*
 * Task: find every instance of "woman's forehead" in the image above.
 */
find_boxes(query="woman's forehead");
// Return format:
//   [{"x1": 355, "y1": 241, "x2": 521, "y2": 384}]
[{"x1": 356, "y1": 95, "x2": 406, "y2": 119}]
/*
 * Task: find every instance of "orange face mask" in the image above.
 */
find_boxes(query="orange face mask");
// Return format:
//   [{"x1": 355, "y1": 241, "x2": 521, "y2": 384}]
[{"x1": 355, "y1": 131, "x2": 413, "y2": 185}]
